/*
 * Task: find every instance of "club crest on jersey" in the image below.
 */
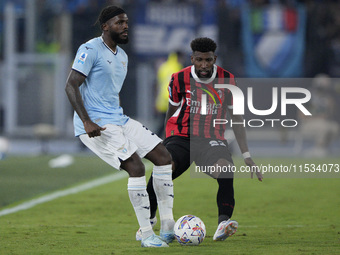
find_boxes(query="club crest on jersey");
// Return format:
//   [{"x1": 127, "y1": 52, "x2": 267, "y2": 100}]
[
  {"x1": 78, "y1": 52, "x2": 88, "y2": 64},
  {"x1": 118, "y1": 146, "x2": 127, "y2": 153},
  {"x1": 217, "y1": 90, "x2": 223, "y2": 100}
]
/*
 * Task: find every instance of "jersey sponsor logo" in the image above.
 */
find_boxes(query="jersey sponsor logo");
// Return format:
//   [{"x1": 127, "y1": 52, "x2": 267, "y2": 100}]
[
  {"x1": 188, "y1": 87, "x2": 222, "y2": 115},
  {"x1": 186, "y1": 90, "x2": 195, "y2": 107},
  {"x1": 85, "y1": 46, "x2": 93, "y2": 50},
  {"x1": 78, "y1": 52, "x2": 88, "y2": 64},
  {"x1": 107, "y1": 60, "x2": 112, "y2": 64},
  {"x1": 188, "y1": 98, "x2": 221, "y2": 115}
]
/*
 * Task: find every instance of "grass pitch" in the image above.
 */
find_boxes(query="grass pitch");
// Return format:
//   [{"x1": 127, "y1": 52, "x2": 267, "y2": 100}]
[{"x1": 0, "y1": 156, "x2": 339, "y2": 254}]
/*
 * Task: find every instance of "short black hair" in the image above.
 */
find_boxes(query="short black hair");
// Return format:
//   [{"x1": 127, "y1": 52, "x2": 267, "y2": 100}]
[
  {"x1": 97, "y1": 5, "x2": 125, "y2": 27},
  {"x1": 190, "y1": 37, "x2": 217, "y2": 53}
]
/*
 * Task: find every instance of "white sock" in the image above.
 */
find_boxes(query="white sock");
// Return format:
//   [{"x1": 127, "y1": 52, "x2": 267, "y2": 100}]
[
  {"x1": 152, "y1": 164, "x2": 174, "y2": 232},
  {"x1": 127, "y1": 176, "x2": 153, "y2": 239}
]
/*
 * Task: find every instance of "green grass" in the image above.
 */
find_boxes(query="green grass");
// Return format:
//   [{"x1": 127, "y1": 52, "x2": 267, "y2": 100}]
[
  {"x1": 0, "y1": 156, "x2": 339, "y2": 254},
  {"x1": 0, "y1": 155, "x2": 113, "y2": 207}
]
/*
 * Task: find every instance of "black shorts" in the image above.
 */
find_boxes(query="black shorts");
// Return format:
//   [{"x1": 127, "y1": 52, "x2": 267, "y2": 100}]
[{"x1": 163, "y1": 136, "x2": 234, "y2": 179}]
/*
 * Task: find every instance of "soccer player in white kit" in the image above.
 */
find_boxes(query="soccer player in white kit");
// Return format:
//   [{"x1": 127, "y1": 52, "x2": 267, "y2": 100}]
[{"x1": 65, "y1": 6, "x2": 174, "y2": 248}]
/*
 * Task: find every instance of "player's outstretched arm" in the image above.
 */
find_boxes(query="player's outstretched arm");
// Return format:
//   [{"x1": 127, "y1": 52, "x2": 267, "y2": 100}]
[
  {"x1": 227, "y1": 108, "x2": 263, "y2": 181},
  {"x1": 65, "y1": 70, "x2": 106, "y2": 137}
]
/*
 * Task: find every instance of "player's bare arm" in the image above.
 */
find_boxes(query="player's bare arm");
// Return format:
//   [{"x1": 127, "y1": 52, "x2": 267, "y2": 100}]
[
  {"x1": 227, "y1": 108, "x2": 263, "y2": 181},
  {"x1": 65, "y1": 70, "x2": 106, "y2": 137}
]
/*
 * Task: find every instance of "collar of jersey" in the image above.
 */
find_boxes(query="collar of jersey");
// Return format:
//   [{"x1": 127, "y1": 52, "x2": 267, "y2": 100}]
[
  {"x1": 100, "y1": 36, "x2": 118, "y2": 55},
  {"x1": 191, "y1": 64, "x2": 217, "y2": 84}
]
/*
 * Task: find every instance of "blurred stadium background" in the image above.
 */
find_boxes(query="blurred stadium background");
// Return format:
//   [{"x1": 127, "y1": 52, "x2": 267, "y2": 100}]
[
  {"x1": 1, "y1": 2, "x2": 339, "y2": 253},
  {"x1": 0, "y1": 0, "x2": 339, "y2": 158}
]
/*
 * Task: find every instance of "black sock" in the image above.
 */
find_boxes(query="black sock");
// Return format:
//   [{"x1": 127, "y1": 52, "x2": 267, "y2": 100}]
[
  {"x1": 218, "y1": 215, "x2": 230, "y2": 224},
  {"x1": 217, "y1": 178, "x2": 235, "y2": 223},
  {"x1": 146, "y1": 175, "x2": 157, "y2": 219}
]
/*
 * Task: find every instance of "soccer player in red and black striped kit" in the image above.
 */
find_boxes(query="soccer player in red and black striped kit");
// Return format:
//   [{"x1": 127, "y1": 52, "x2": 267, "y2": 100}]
[{"x1": 136, "y1": 37, "x2": 263, "y2": 242}]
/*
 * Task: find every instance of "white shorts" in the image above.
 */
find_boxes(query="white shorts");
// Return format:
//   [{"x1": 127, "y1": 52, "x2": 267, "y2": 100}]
[{"x1": 79, "y1": 118, "x2": 162, "y2": 170}]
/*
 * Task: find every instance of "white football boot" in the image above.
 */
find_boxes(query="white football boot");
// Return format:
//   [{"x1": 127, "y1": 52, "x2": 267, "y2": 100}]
[
  {"x1": 213, "y1": 219, "x2": 238, "y2": 241},
  {"x1": 141, "y1": 234, "x2": 169, "y2": 248},
  {"x1": 159, "y1": 220, "x2": 175, "y2": 244},
  {"x1": 136, "y1": 217, "x2": 157, "y2": 241}
]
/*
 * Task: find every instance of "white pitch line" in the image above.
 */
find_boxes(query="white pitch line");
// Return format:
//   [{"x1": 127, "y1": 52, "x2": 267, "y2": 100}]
[
  {"x1": 0, "y1": 171, "x2": 129, "y2": 217},
  {"x1": 240, "y1": 225, "x2": 306, "y2": 228}
]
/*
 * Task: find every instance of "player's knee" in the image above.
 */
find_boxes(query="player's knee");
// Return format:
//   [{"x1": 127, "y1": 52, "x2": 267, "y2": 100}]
[
  {"x1": 215, "y1": 158, "x2": 233, "y2": 167},
  {"x1": 213, "y1": 159, "x2": 234, "y2": 179},
  {"x1": 150, "y1": 144, "x2": 172, "y2": 166},
  {"x1": 129, "y1": 163, "x2": 145, "y2": 177},
  {"x1": 121, "y1": 156, "x2": 145, "y2": 177},
  {"x1": 157, "y1": 149, "x2": 172, "y2": 166}
]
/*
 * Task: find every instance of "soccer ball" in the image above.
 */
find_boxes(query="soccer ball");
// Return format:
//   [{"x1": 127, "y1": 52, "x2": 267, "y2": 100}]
[{"x1": 174, "y1": 215, "x2": 206, "y2": 246}]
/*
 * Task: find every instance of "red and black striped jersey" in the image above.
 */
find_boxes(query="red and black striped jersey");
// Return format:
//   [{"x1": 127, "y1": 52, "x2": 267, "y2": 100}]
[{"x1": 166, "y1": 65, "x2": 237, "y2": 140}]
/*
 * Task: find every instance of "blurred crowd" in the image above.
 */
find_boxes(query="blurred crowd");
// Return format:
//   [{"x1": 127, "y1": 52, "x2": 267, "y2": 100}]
[
  {"x1": 217, "y1": 0, "x2": 340, "y2": 77},
  {"x1": 0, "y1": 0, "x2": 339, "y2": 78}
]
